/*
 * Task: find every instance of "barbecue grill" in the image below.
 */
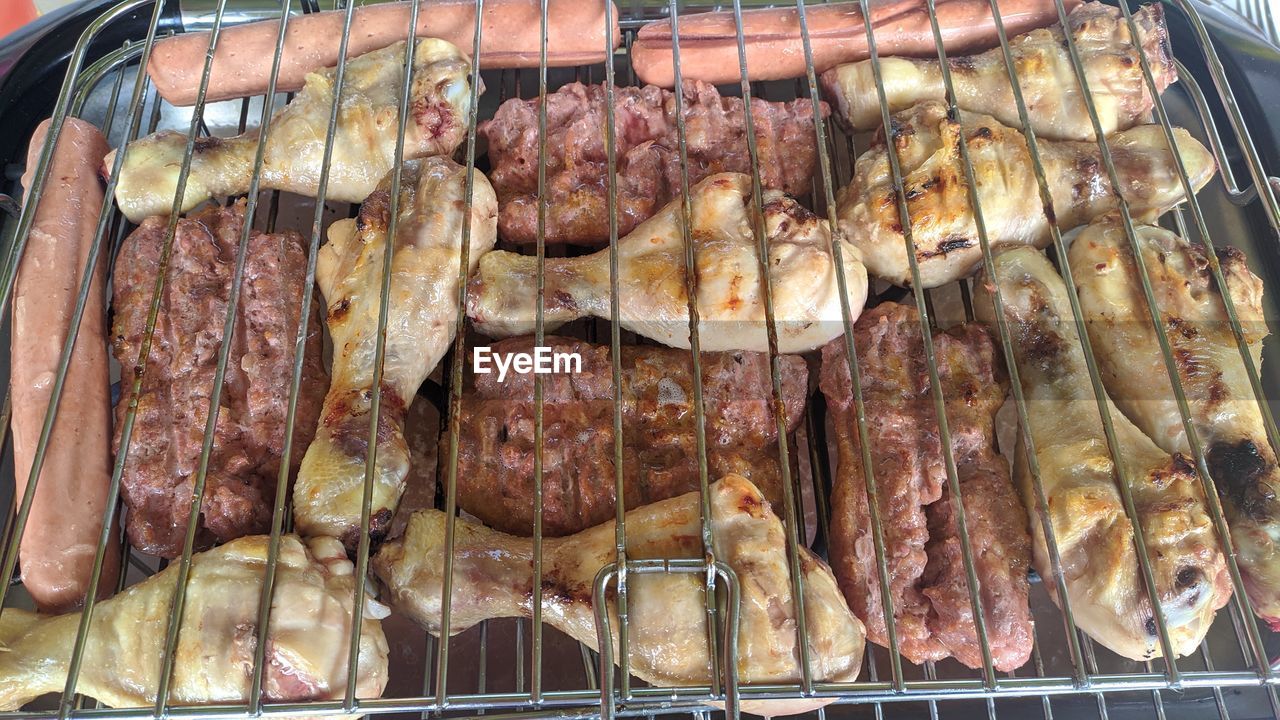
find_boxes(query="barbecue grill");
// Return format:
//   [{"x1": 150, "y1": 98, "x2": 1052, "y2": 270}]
[{"x1": 2, "y1": 0, "x2": 1280, "y2": 718}]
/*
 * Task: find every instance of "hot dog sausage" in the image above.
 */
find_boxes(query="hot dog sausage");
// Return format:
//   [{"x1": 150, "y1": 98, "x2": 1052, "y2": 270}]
[
  {"x1": 12, "y1": 118, "x2": 120, "y2": 612},
  {"x1": 148, "y1": 0, "x2": 622, "y2": 106},
  {"x1": 631, "y1": 0, "x2": 1081, "y2": 87}
]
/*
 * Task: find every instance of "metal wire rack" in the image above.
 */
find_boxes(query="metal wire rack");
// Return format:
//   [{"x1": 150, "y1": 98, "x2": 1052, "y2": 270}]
[{"x1": 2, "y1": 0, "x2": 1280, "y2": 719}]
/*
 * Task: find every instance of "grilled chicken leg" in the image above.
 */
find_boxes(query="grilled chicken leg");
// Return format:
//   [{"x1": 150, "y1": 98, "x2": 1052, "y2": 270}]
[
  {"x1": 821, "y1": 2, "x2": 1175, "y2": 141},
  {"x1": 293, "y1": 157, "x2": 497, "y2": 551},
  {"x1": 1067, "y1": 214, "x2": 1280, "y2": 627},
  {"x1": 374, "y1": 474, "x2": 865, "y2": 717},
  {"x1": 975, "y1": 247, "x2": 1229, "y2": 660},
  {"x1": 109, "y1": 39, "x2": 474, "y2": 223},
  {"x1": 0, "y1": 534, "x2": 388, "y2": 711},
  {"x1": 466, "y1": 173, "x2": 868, "y2": 353},
  {"x1": 838, "y1": 100, "x2": 1214, "y2": 288}
]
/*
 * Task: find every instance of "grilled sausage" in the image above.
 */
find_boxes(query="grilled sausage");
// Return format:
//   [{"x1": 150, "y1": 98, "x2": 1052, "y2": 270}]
[
  {"x1": 147, "y1": 0, "x2": 622, "y2": 106},
  {"x1": 11, "y1": 118, "x2": 120, "y2": 612},
  {"x1": 631, "y1": 0, "x2": 1080, "y2": 87}
]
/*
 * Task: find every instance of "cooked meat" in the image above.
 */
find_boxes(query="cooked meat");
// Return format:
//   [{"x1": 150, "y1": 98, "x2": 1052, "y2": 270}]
[
  {"x1": 292, "y1": 157, "x2": 498, "y2": 552},
  {"x1": 0, "y1": 534, "x2": 388, "y2": 711},
  {"x1": 389, "y1": 398, "x2": 440, "y2": 540},
  {"x1": 111, "y1": 202, "x2": 325, "y2": 558},
  {"x1": 454, "y1": 336, "x2": 807, "y2": 536},
  {"x1": 109, "y1": 39, "x2": 474, "y2": 223},
  {"x1": 467, "y1": 173, "x2": 868, "y2": 353},
  {"x1": 821, "y1": 2, "x2": 1175, "y2": 141},
  {"x1": 1067, "y1": 214, "x2": 1280, "y2": 628},
  {"x1": 375, "y1": 474, "x2": 864, "y2": 717},
  {"x1": 976, "y1": 246, "x2": 1230, "y2": 661},
  {"x1": 479, "y1": 80, "x2": 828, "y2": 245},
  {"x1": 921, "y1": 322, "x2": 1032, "y2": 671},
  {"x1": 820, "y1": 302, "x2": 1032, "y2": 671},
  {"x1": 836, "y1": 100, "x2": 1215, "y2": 288}
]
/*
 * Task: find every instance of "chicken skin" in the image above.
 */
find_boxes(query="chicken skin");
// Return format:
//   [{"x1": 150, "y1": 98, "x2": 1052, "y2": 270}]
[
  {"x1": 466, "y1": 173, "x2": 868, "y2": 353},
  {"x1": 822, "y1": 2, "x2": 1175, "y2": 141},
  {"x1": 292, "y1": 157, "x2": 497, "y2": 551},
  {"x1": 374, "y1": 474, "x2": 864, "y2": 717},
  {"x1": 1068, "y1": 213, "x2": 1280, "y2": 628},
  {"x1": 0, "y1": 535, "x2": 387, "y2": 712},
  {"x1": 976, "y1": 247, "x2": 1230, "y2": 661},
  {"x1": 837, "y1": 101, "x2": 1214, "y2": 288},
  {"x1": 109, "y1": 39, "x2": 474, "y2": 222}
]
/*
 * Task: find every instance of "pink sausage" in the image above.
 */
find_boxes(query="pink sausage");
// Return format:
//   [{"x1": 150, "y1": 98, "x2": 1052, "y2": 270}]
[
  {"x1": 632, "y1": 0, "x2": 1081, "y2": 87},
  {"x1": 12, "y1": 117, "x2": 121, "y2": 612},
  {"x1": 148, "y1": 0, "x2": 622, "y2": 106}
]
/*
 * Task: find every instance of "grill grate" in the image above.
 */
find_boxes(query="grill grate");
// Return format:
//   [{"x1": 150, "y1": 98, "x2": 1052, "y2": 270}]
[{"x1": 2, "y1": 0, "x2": 1280, "y2": 719}]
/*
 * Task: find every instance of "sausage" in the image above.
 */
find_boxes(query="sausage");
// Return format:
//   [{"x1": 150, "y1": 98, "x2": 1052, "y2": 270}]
[
  {"x1": 11, "y1": 118, "x2": 120, "y2": 612},
  {"x1": 148, "y1": 0, "x2": 622, "y2": 106},
  {"x1": 631, "y1": 0, "x2": 1082, "y2": 87}
]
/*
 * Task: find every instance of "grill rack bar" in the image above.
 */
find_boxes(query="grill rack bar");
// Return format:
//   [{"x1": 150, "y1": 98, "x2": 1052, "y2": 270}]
[
  {"x1": 793, "y1": 0, "x2": 910, "y2": 694},
  {"x1": 531, "y1": 0, "x2": 549, "y2": 702},
  {"x1": 2, "y1": 1, "x2": 1280, "y2": 717},
  {"x1": 859, "y1": 0, "x2": 1003, "y2": 686},
  {"x1": 436, "y1": 0, "x2": 489, "y2": 706},
  {"x1": 952, "y1": 0, "x2": 1093, "y2": 685},
  {"x1": 248, "y1": 0, "x2": 359, "y2": 714},
  {"x1": 602, "y1": 0, "x2": 635, "y2": 708}
]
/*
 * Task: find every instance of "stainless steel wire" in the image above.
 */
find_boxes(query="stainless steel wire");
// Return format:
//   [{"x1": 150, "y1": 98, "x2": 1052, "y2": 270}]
[
  {"x1": 248, "y1": 0, "x2": 359, "y2": 713},
  {"x1": 436, "y1": 0, "x2": 488, "y2": 708},
  {"x1": 532, "y1": 0, "x2": 549, "y2": 702},
  {"x1": 4, "y1": 0, "x2": 1280, "y2": 718},
  {"x1": 728, "y1": 0, "x2": 812, "y2": 695},
  {"x1": 847, "y1": 0, "x2": 1003, "y2": 688},
  {"x1": 794, "y1": 0, "x2": 908, "y2": 691},
  {"x1": 602, "y1": 0, "x2": 634, "y2": 707},
  {"x1": 342, "y1": 0, "x2": 428, "y2": 707}
]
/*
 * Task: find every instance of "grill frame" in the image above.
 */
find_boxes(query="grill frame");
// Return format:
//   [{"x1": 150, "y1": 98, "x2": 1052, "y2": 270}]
[{"x1": 0, "y1": 0, "x2": 1279, "y2": 719}]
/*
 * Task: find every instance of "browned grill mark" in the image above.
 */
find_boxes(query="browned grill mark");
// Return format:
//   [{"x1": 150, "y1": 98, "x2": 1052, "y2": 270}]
[
  {"x1": 921, "y1": 235, "x2": 974, "y2": 259},
  {"x1": 737, "y1": 490, "x2": 765, "y2": 518},
  {"x1": 1207, "y1": 439, "x2": 1277, "y2": 522},
  {"x1": 542, "y1": 577, "x2": 595, "y2": 607},
  {"x1": 1166, "y1": 315, "x2": 1198, "y2": 340},
  {"x1": 328, "y1": 296, "x2": 352, "y2": 324},
  {"x1": 192, "y1": 135, "x2": 224, "y2": 153},
  {"x1": 340, "y1": 507, "x2": 394, "y2": 556},
  {"x1": 968, "y1": 126, "x2": 994, "y2": 142},
  {"x1": 551, "y1": 289, "x2": 577, "y2": 313},
  {"x1": 326, "y1": 385, "x2": 408, "y2": 458},
  {"x1": 1176, "y1": 566, "x2": 1203, "y2": 590}
]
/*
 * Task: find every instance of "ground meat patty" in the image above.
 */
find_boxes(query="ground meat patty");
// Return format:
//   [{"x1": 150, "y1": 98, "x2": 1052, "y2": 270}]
[
  {"x1": 453, "y1": 336, "x2": 807, "y2": 536},
  {"x1": 819, "y1": 302, "x2": 1033, "y2": 672},
  {"x1": 479, "y1": 80, "x2": 828, "y2": 245},
  {"x1": 111, "y1": 202, "x2": 325, "y2": 558}
]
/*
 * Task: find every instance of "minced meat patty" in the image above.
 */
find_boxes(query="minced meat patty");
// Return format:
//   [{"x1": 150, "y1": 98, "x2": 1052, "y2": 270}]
[
  {"x1": 819, "y1": 302, "x2": 1033, "y2": 672},
  {"x1": 479, "y1": 80, "x2": 828, "y2": 245},
  {"x1": 452, "y1": 335, "x2": 808, "y2": 536},
  {"x1": 111, "y1": 201, "x2": 325, "y2": 558}
]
